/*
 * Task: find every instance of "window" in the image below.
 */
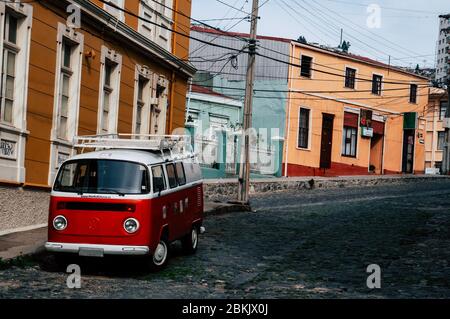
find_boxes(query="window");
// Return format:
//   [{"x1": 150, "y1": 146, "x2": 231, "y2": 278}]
[
  {"x1": 139, "y1": 1, "x2": 155, "y2": 40},
  {"x1": 133, "y1": 66, "x2": 153, "y2": 135},
  {"x1": 300, "y1": 55, "x2": 313, "y2": 78},
  {"x1": 175, "y1": 162, "x2": 186, "y2": 185},
  {"x1": 104, "y1": 0, "x2": 124, "y2": 21},
  {"x1": 54, "y1": 160, "x2": 150, "y2": 195},
  {"x1": 98, "y1": 46, "x2": 122, "y2": 134},
  {"x1": 135, "y1": 77, "x2": 145, "y2": 134},
  {"x1": 372, "y1": 74, "x2": 383, "y2": 95},
  {"x1": 0, "y1": 13, "x2": 18, "y2": 124},
  {"x1": 342, "y1": 126, "x2": 358, "y2": 157},
  {"x1": 409, "y1": 84, "x2": 418, "y2": 104},
  {"x1": 440, "y1": 101, "x2": 448, "y2": 120},
  {"x1": 438, "y1": 132, "x2": 446, "y2": 150},
  {"x1": 345, "y1": 67, "x2": 356, "y2": 89},
  {"x1": 101, "y1": 63, "x2": 114, "y2": 133},
  {"x1": 151, "y1": 165, "x2": 166, "y2": 192},
  {"x1": 166, "y1": 163, "x2": 177, "y2": 188},
  {"x1": 138, "y1": 0, "x2": 173, "y2": 51},
  {"x1": 57, "y1": 41, "x2": 73, "y2": 139},
  {"x1": 0, "y1": 4, "x2": 32, "y2": 184},
  {"x1": 298, "y1": 108, "x2": 310, "y2": 149}
]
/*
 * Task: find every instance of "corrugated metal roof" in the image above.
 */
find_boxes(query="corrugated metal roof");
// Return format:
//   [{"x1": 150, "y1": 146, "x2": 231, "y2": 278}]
[{"x1": 190, "y1": 27, "x2": 290, "y2": 82}]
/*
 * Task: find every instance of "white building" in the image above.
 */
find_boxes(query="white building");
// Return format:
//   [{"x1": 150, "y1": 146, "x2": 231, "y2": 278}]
[{"x1": 436, "y1": 14, "x2": 450, "y2": 84}]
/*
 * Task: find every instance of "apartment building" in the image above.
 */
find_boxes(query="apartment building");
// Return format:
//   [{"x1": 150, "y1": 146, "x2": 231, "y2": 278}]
[
  {"x1": 436, "y1": 14, "x2": 450, "y2": 85},
  {"x1": 424, "y1": 88, "x2": 448, "y2": 173},
  {"x1": 0, "y1": 0, "x2": 195, "y2": 234},
  {"x1": 284, "y1": 41, "x2": 430, "y2": 176}
]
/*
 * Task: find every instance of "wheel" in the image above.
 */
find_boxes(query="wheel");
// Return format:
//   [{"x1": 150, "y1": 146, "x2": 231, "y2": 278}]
[
  {"x1": 147, "y1": 239, "x2": 169, "y2": 272},
  {"x1": 181, "y1": 226, "x2": 199, "y2": 255}
]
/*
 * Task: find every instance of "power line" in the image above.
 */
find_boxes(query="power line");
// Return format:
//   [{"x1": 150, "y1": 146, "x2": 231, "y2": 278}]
[
  {"x1": 193, "y1": 83, "x2": 431, "y2": 94},
  {"x1": 97, "y1": 0, "x2": 247, "y2": 54}
]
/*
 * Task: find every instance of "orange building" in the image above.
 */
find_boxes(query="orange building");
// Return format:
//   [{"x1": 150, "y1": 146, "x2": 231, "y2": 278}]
[
  {"x1": 0, "y1": 0, "x2": 195, "y2": 233},
  {"x1": 284, "y1": 41, "x2": 429, "y2": 176},
  {"x1": 0, "y1": 0, "x2": 195, "y2": 188}
]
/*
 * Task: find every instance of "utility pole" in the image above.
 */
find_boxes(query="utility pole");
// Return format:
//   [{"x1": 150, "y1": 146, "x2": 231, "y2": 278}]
[{"x1": 238, "y1": 0, "x2": 259, "y2": 204}]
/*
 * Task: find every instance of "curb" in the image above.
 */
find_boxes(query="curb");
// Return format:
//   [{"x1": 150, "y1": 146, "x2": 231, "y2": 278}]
[{"x1": 204, "y1": 202, "x2": 252, "y2": 217}]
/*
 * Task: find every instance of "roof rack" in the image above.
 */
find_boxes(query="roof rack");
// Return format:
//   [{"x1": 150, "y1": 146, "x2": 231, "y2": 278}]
[{"x1": 73, "y1": 134, "x2": 194, "y2": 158}]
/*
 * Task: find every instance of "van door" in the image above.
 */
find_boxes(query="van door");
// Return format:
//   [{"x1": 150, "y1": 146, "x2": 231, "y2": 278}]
[{"x1": 165, "y1": 163, "x2": 184, "y2": 239}]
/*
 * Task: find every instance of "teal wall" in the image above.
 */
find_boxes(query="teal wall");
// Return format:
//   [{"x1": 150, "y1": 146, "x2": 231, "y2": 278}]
[{"x1": 211, "y1": 78, "x2": 288, "y2": 142}]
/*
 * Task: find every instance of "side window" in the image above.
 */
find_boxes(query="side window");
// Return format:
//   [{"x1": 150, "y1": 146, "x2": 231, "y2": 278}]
[
  {"x1": 166, "y1": 163, "x2": 178, "y2": 189},
  {"x1": 175, "y1": 162, "x2": 186, "y2": 186},
  {"x1": 151, "y1": 165, "x2": 166, "y2": 193}
]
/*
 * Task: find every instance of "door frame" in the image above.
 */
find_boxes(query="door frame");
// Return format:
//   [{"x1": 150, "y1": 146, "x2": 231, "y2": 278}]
[
  {"x1": 320, "y1": 113, "x2": 335, "y2": 169},
  {"x1": 402, "y1": 129, "x2": 415, "y2": 174}
]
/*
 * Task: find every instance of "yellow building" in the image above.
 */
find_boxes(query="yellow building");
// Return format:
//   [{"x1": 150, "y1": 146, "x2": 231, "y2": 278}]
[
  {"x1": 284, "y1": 41, "x2": 429, "y2": 176},
  {"x1": 424, "y1": 88, "x2": 448, "y2": 173}
]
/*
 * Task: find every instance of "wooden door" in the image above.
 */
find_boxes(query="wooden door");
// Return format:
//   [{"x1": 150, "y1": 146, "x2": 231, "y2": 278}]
[{"x1": 320, "y1": 114, "x2": 335, "y2": 169}]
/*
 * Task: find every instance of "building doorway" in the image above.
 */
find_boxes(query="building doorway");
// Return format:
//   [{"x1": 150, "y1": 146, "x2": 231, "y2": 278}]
[
  {"x1": 402, "y1": 130, "x2": 415, "y2": 174},
  {"x1": 370, "y1": 134, "x2": 384, "y2": 174},
  {"x1": 320, "y1": 114, "x2": 335, "y2": 169}
]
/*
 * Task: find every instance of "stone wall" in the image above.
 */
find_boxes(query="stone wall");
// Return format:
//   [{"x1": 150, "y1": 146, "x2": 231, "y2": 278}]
[
  {"x1": 203, "y1": 175, "x2": 450, "y2": 202},
  {"x1": 0, "y1": 185, "x2": 50, "y2": 235},
  {"x1": 0, "y1": 175, "x2": 448, "y2": 234}
]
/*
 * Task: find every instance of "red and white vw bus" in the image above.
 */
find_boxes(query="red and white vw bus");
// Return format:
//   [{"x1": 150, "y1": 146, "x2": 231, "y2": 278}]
[{"x1": 45, "y1": 135, "x2": 204, "y2": 271}]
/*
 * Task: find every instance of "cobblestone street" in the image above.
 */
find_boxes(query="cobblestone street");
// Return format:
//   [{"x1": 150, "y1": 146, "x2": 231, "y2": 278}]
[{"x1": 1, "y1": 180, "x2": 450, "y2": 299}]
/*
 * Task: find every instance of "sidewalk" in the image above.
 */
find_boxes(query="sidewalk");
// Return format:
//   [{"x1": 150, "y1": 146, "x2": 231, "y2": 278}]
[{"x1": 0, "y1": 201, "x2": 249, "y2": 262}]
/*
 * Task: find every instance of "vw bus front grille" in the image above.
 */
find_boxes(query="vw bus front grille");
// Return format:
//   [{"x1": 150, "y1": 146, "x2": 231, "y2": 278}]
[{"x1": 61, "y1": 202, "x2": 135, "y2": 212}]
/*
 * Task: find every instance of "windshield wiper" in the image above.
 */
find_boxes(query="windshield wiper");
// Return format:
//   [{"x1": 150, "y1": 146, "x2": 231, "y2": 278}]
[{"x1": 97, "y1": 188, "x2": 126, "y2": 197}]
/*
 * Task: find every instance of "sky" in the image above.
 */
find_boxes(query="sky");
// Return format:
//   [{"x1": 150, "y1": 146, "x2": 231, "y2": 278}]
[{"x1": 191, "y1": 0, "x2": 450, "y2": 68}]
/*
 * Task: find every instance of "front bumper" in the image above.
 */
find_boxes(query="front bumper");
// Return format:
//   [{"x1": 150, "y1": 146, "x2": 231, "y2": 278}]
[{"x1": 45, "y1": 242, "x2": 150, "y2": 256}]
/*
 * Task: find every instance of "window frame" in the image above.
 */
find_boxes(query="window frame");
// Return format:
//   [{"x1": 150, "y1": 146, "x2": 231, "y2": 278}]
[
  {"x1": 439, "y1": 101, "x2": 448, "y2": 120},
  {"x1": 300, "y1": 54, "x2": 313, "y2": 79},
  {"x1": 371, "y1": 74, "x2": 383, "y2": 96},
  {"x1": 0, "y1": 11, "x2": 19, "y2": 125},
  {"x1": 437, "y1": 131, "x2": 446, "y2": 151},
  {"x1": 165, "y1": 163, "x2": 178, "y2": 189},
  {"x1": 151, "y1": 164, "x2": 167, "y2": 193},
  {"x1": 133, "y1": 65, "x2": 153, "y2": 136},
  {"x1": 344, "y1": 67, "x2": 357, "y2": 89},
  {"x1": 297, "y1": 107, "x2": 310, "y2": 149},
  {"x1": 342, "y1": 126, "x2": 358, "y2": 158},
  {"x1": 409, "y1": 84, "x2": 418, "y2": 104},
  {"x1": 97, "y1": 46, "x2": 122, "y2": 135},
  {"x1": 103, "y1": 0, "x2": 125, "y2": 22},
  {"x1": 175, "y1": 161, "x2": 186, "y2": 186}
]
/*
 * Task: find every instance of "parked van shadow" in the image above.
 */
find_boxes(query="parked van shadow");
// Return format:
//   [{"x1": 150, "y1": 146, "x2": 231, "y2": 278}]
[{"x1": 37, "y1": 242, "x2": 188, "y2": 279}]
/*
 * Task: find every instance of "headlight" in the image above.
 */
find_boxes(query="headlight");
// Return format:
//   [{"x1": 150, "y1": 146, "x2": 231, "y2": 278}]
[
  {"x1": 53, "y1": 215, "x2": 67, "y2": 231},
  {"x1": 124, "y1": 218, "x2": 139, "y2": 234}
]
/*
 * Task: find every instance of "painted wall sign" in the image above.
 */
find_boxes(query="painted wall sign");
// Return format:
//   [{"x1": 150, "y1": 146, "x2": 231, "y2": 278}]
[{"x1": 0, "y1": 139, "x2": 16, "y2": 159}]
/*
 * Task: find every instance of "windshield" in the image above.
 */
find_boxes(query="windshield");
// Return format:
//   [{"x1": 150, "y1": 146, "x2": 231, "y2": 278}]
[{"x1": 54, "y1": 159, "x2": 150, "y2": 195}]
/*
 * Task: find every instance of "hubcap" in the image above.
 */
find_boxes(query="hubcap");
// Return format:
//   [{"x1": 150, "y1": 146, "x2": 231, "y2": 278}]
[
  {"x1": 153, "y1": 241, "x2": 167, "y2": 266},
  {"x1": 191, "y1": 228, "x2": 198, "y2": 249}
]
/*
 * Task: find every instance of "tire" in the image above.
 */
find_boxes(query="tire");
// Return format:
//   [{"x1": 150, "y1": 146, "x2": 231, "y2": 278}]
[
  {"x1": 181, "y1": 226, "x2": 199, "y2": 255},
  {"x1": 147, "y1": 239, "x2": 169, "y2": 272}
]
